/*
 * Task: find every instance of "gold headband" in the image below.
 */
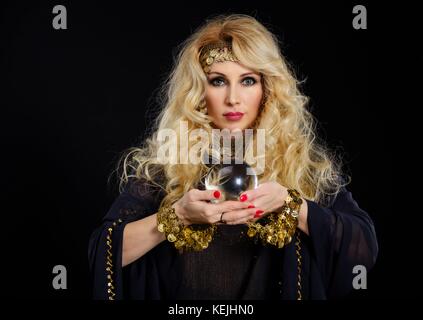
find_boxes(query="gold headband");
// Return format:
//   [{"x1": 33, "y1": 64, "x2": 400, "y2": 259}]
[{"x1": 199, "y1": 40, "x2": 239, "y2": 73}]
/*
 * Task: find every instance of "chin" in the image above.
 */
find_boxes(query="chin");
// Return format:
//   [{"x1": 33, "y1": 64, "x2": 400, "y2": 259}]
[
  {"x1": 222, "y1": 124, "x2": 245, "y2": 132},
  {"x1": 212, "y1": 119, "x2": 249, "y2": 132}
]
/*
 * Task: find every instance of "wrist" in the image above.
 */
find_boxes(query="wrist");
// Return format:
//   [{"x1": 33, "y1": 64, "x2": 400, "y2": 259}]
[
  {"x1": 297, "y1": 198, "x2": 309, "y2": 235},
  {"x1": 157, "y1": 204, "x2": 216, "y2": 252},
  {"x1": 172, "y1": 202, "x2": 190, "y2": 226},
  {"x1": 247, "y1": 188, "x2": 302, "y2": 248},
  {"x1": 272, "y1": 186, "x2": 288, "y2": 213}
]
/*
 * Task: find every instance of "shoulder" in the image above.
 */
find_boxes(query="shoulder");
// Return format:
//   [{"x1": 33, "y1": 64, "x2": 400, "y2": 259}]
[
  {"x1": 123, "y1": 174, "x2": 166, "y2": 202},
  {"x1": 318, "y1": 175, "x2": 351, "y2": 208}
]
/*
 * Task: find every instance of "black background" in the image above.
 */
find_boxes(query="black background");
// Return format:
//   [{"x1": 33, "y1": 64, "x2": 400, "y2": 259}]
[{"x1": 0, "y1": 0, "x2": 404, "y2": 301}]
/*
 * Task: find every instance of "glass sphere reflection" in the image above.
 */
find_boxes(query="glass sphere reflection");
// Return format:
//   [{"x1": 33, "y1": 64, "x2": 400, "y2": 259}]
[{"x1": 205, "y1": 162, "x2": 258, "y2": 203}]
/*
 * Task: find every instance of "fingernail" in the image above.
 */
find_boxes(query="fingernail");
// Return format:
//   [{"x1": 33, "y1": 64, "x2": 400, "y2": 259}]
[
  {"x1": 213, "y1": 190, "x2": 221, "y2": 199},
  {"x1": 247, "y1": 205, "x2": 255, "y2": 208},
  {"x1": 254, "y1": 210, "x2": 264, "y2": 218},
  {"x1": 239, "y1": 194, "x2": 248, "y2": 202}
]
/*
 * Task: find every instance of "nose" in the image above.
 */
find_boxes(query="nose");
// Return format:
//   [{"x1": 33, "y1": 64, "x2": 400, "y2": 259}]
[{"x1": 225, "y1": 83, "x2": 240, "y2": 106}]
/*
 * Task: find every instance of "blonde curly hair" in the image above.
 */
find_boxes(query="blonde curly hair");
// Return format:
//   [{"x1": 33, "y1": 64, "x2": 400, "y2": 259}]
[{"x1": 113, "y1": 14, "x2": 348, "y2": 206}]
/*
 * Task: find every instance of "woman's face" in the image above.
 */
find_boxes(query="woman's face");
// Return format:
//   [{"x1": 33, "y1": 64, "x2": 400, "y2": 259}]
[{"x1": 205, "y1": 61, "x2": 263, "y2": 131}]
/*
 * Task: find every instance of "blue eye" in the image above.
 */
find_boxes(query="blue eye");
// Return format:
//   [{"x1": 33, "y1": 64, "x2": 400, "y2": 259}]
[
  {"x1": 242, "y1": 77, "x2": 256, "y2": 86},
  {"x1": 209, "y1": 77, "x2": 225, "y2": 86}
]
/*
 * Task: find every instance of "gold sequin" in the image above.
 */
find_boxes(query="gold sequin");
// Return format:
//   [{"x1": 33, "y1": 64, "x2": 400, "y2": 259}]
[
  {"x1": 105, "y1": 218, "x2": 123, "y2": 300},
  {"x1": 157, "y1": 205, "x2": 216, "y2": 252},
  {"x1": 247, "y1": 189, "x2": 302, "y2": 249}
]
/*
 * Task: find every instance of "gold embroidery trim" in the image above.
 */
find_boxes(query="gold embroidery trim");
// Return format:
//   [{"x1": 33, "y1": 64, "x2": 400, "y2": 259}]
[{"x1": 106, "y1": 218, "x2": 122, "y2": 300}]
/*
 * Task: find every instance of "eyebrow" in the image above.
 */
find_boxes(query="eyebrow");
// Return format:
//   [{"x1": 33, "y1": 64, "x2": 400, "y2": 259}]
[{"x1": 207, "y1": 72, "x2": 260, "y2": 77}]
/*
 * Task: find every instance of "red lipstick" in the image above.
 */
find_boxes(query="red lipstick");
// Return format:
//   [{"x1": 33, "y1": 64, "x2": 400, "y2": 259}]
[{"x1": 223, "y1": 112, "x2": 244, "y2": 121}]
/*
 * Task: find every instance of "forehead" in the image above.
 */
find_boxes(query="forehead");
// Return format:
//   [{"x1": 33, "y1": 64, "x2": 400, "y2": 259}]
[{"x1": 208, "y1": 61, "x2": 258, "y2": 75}]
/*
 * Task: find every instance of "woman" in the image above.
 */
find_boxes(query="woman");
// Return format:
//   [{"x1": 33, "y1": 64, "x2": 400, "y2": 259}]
[{"x1": 88, "y1": 14, "x2": 378, "y2": 300}]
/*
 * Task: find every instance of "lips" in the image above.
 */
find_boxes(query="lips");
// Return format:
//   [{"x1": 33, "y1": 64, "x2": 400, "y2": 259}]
[{"x1": 223, "y1": 112, "x2": 244, "y2": 121}]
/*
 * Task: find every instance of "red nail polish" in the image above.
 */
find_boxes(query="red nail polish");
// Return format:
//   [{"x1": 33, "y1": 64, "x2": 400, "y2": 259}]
[
  {"x1": 248, "y1": 205, "x2": 255, "y2": 208},
  {"x1": 254, "y1": 210, "x2": 264, "y2": 218},
  {"x1": 213, "y1": 190, "x2": 221, "y2": 199},
  {"x1": 239, "y1": 194, "x2": 248, "y2": 202}
]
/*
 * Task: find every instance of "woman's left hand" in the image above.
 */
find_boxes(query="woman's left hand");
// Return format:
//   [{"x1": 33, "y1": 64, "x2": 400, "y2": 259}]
[
  {"x1": 221, "y1": 181, "x2": 309, "y2": 234},
  {"x1": 238, "y1": 181, "x2": 288, "y2": 221},
  {"x1": 219, "y1": 181, "x2": 286, "y2": 225},
  {"x1": 237, "y1": 181, "x2": 309, "y2": 234}
]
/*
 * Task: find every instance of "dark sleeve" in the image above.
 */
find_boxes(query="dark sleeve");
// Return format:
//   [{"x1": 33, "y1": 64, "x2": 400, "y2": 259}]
[
  {"x1": 88, "y1": 177, "x2": 164, "y2": 300},
  {"x1": 305, "y1": 187, "x2": 378, "y2": 298}
]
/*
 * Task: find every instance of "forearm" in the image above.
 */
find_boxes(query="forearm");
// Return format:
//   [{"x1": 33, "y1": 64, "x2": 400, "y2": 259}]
[
  {"x1": 297, "y1": 199, "x2": 309, "y2": 235},
  {"x1": 122, "y1": 213, "x2": 165, "y2": 267}
]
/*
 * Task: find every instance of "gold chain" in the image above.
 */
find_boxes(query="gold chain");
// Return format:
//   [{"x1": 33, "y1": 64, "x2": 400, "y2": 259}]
[
  {"x1": 105, "y1": 218, "x2": 122, "y2": 300},
  {"x1": 295, "y1": 231, "x2": 302, "y2": 300}
]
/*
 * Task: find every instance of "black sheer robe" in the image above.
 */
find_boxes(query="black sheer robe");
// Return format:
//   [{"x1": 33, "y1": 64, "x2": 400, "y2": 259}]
[{"x1": 88, "y1": 177, "x2": 378, "y2": 300}]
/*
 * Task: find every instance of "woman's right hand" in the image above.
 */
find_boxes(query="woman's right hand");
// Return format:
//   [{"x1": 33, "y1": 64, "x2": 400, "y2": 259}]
[{"x1": 172, "y1": 189, "x2": 257, "y2": 225}]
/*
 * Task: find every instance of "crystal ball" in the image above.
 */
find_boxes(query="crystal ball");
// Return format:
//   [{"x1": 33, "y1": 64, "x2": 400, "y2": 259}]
[{"x1": 205, "y1": 162, "x2": 258, "y2": 203}]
